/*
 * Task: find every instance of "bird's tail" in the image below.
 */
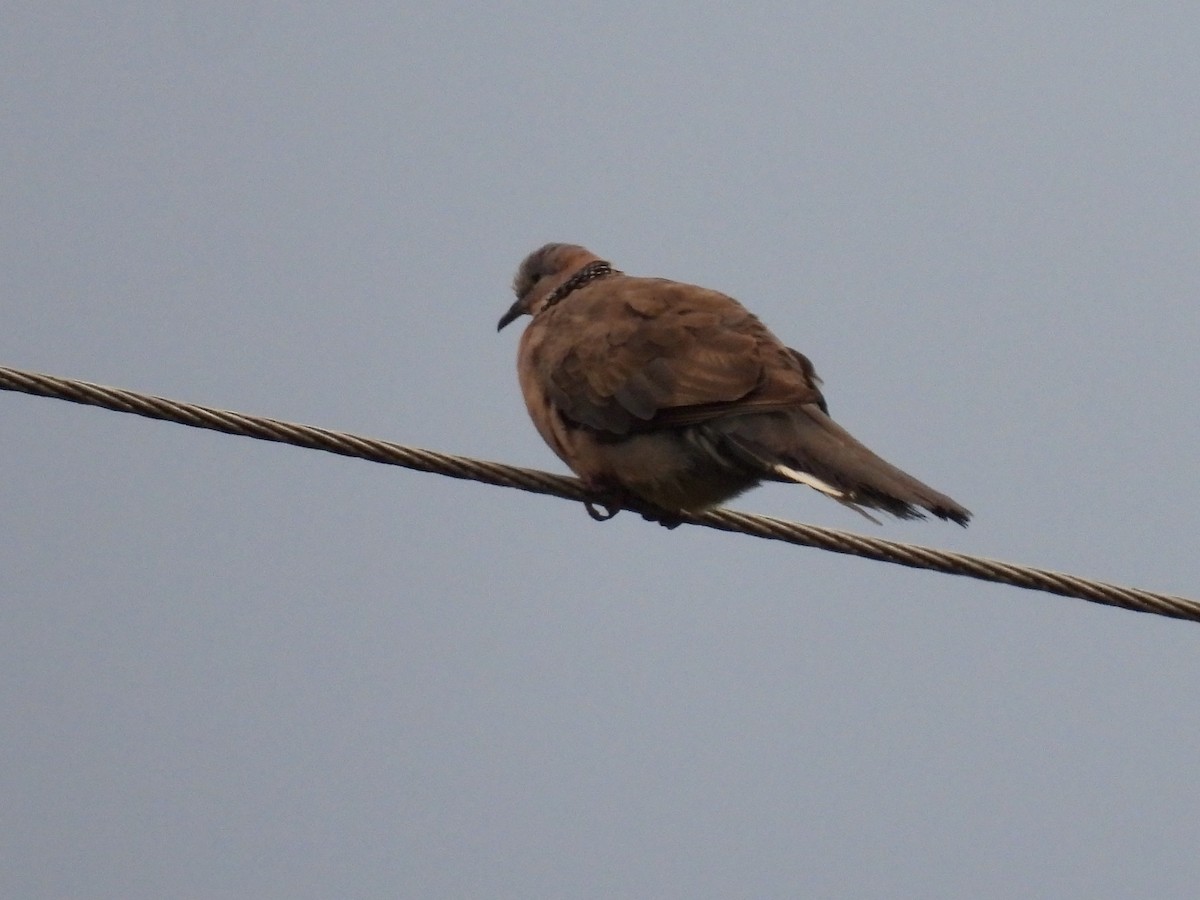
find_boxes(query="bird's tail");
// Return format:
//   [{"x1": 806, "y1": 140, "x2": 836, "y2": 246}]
[{"x1": 697, "y1": 405, "x2": 971, "y2": 526}]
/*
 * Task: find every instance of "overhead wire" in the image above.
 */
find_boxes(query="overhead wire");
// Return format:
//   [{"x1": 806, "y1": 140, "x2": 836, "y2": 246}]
[{"x1": 2, "y1": 364, "x2": 1195, "y2": 624}]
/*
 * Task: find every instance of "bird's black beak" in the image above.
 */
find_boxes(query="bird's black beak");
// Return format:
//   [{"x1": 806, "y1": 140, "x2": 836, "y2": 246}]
[{"x1": 497, "y1": 299, "x2": 525, "y2": 332}]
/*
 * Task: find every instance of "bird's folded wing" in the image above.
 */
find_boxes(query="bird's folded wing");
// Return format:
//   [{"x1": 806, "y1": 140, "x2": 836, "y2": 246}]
[{"x1": 537, "y1": 279, "x2": 826, "y2": 435}]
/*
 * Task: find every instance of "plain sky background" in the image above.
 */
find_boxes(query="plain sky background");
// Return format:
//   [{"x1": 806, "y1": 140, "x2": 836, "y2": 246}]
[{"x1": 2, "y1": 4, "x2": 1198, "y2": 898}]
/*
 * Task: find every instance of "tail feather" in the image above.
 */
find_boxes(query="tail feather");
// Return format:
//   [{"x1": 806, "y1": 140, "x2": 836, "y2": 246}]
[
  {"x1": 769, "y1": 462, "x2": 884, "y2": 525},
  {"x1": 701, "y1": 405, "x2": 971, "y2": 526}
]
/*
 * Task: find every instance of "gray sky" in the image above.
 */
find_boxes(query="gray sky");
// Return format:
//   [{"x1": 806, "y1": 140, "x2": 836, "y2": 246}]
[{"x1": 3, "y1": 4, "x2": 1198, "y2": 898}]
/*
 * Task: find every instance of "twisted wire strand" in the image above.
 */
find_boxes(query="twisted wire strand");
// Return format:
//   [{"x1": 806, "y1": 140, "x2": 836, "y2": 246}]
[{"x1": 2, "y1": 364, "x2": 1195, "y2": 623}]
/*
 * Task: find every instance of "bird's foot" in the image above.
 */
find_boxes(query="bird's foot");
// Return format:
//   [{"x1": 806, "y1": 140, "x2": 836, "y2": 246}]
[
  {"x1": 581, "y1": 481, "x2": 627, "y2": 523},
  {"x1": 638, "y1": 509, "x2": 684, "y2": 529},
  {"x1": 584, "y1": 499, "x2": 621, "y2": 521},
  {"x1": 581, "y1": 484, "x2": 684, "y2": 529}
]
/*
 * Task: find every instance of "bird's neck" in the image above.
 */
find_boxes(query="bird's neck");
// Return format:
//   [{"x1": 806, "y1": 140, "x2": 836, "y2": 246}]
[{"x1": 540, "y1": 261, "x2": 617, "y2": 312}]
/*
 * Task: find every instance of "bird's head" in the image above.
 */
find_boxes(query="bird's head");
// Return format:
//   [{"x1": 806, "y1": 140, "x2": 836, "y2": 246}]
[{"x1": 497, "y1": 243, "x2": 612, "y2": 331}]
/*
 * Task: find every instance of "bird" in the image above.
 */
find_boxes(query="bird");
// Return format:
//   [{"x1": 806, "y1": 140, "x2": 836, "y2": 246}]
[{"x1": 497, "y1": 243, "x2": 970, "y2": 527}]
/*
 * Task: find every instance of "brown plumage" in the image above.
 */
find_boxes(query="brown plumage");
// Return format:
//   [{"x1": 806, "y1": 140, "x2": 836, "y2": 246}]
[{"x1": 497, "y1": 243, "x2": 971, "y2": 526}]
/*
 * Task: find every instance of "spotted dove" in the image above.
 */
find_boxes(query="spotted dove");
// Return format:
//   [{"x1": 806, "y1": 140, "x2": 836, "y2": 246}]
[{"x1": 498, "y1": 243, "x2": 970, "y2": 527}]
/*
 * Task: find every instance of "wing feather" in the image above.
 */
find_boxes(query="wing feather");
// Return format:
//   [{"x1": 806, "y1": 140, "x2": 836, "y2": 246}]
[{"x1": 536, "y1": 276, "x2": 825, "y2": 434}]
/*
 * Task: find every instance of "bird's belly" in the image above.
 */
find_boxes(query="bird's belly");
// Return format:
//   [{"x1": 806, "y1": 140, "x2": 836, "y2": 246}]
[{"x1": 579, "y1": 430, "x2": 757, "y2": 512}]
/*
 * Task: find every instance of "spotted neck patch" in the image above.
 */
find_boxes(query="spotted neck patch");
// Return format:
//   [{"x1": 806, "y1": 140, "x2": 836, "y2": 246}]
[{"x1": 541, "y1": 261, "x2": 617, "y2": 311}]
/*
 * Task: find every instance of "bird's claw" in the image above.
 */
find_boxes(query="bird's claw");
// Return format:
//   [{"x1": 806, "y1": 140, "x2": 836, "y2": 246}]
[{"x1": 584, "y1": 500, "x2": 621, "y2": 521}]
